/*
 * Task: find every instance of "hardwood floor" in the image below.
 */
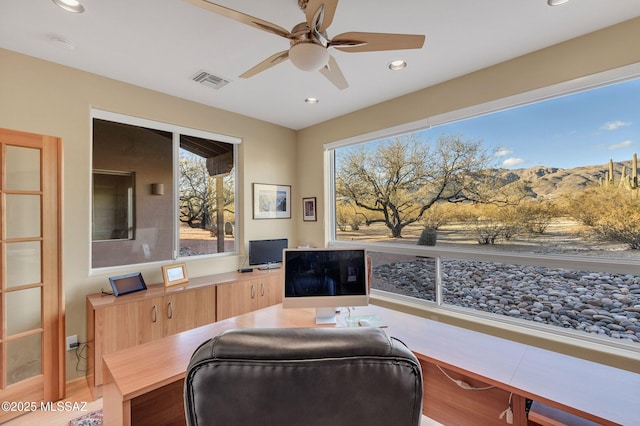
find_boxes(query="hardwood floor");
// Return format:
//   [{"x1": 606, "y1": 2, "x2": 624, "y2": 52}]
[{"x1": 3, "y1": 379, "x2": 101, "y2": 426}]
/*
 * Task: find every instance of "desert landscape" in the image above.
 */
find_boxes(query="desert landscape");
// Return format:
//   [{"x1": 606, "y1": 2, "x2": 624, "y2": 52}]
[{"x1": 345, "y1": 220, "x2": 640, "y2": 345}]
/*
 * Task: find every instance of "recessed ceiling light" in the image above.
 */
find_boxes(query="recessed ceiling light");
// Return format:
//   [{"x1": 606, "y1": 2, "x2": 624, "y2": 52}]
[
  {"x1": 388, "y1": 60, "x2": 407, "y2": 71},
  {"x1": 52, "y1": 0, "x2": 85, "y2": 13},
  {"x1": 305, "y1": 98, "x2": 319, "y2": 104},
  {"x1": 547, "y1": 0, "x2": 570, "y2": 5}
]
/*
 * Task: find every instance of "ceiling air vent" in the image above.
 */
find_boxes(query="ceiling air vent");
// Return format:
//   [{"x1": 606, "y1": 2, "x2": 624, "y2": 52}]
[{"x1": 192, "y1": 71, "x2": 230, "y2": 89}]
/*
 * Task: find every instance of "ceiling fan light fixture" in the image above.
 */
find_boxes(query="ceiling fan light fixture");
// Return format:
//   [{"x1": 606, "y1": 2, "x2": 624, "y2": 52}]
[
  {"x1": 388, "y1": 60, "x2": 407, "y2": 71},
  {"x1": 547, "y1": 0, "x2": 570, "y2": 5},
  {"x1": 51, "y1": 0, "x2": 85, "y2": 13},
  {"x1": 289, "y1": 42, "x2": 330, "y2": 72}
]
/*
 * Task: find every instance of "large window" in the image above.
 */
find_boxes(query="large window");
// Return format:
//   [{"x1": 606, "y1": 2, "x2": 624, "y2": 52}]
[
  {"x1": 329, "y1": 69, "x2": 640, "y2": 348},
  {"x1": 91, "y1": 111, "x2": 238, "y2": 269}
]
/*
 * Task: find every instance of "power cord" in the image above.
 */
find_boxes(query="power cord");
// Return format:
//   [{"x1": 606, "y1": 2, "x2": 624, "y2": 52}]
[
  {"x1": 436, "y1": 364, "x2": 512, "y2": 424},
  {"x1": 499, "y1": 393, "x2": 514, "y2": 424},
  {"x1": 74, "y1": 342, "x2": 88, "y2": 373}
]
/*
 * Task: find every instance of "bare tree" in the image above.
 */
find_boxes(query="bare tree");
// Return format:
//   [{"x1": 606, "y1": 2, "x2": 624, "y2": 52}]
[
  {"x1": 179, "y1": 151, "x2": 234, "y2": 231},
  {"x1": 336, "y1": 134, "x2": 500, "y2": 237}
]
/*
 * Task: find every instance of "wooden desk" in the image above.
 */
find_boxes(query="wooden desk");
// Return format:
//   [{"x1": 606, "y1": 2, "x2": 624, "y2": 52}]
[{"x1": 102, "y1": 304, "x2": 639, "y2": 426}]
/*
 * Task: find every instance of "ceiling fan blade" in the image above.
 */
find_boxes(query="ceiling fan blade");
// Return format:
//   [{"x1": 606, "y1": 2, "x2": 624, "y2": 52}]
[
  {"x1": 239, "y1": 50, "x2": 290, "y2": 78},
  {"x1": 183, "y1": 0, "x2": 291, "y2": 39},
  {"x1": 306, "y1": 0, "x2": 338, "y2": 32},
  {"x1": 319, "y1": 55, "x2": 348, "y2": 90},
  {"x1": 331, "y1": 32, "x2": 425, "y2": 53}
]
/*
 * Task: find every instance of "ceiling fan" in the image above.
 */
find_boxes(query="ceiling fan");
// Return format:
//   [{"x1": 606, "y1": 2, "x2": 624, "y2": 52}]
[{"x1": 184, "y1": 0, "x2": 426, "y2": 90}]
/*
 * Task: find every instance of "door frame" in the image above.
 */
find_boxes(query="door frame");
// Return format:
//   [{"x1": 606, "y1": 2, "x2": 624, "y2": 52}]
[{"x1": 0, "y1": 128, "x2": 64, "y2": 422}]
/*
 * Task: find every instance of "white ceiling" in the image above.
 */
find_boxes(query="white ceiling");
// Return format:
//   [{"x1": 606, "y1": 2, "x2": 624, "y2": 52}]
[{"x1": 1, "y1": 0, "x2": 639, "y2": 130}]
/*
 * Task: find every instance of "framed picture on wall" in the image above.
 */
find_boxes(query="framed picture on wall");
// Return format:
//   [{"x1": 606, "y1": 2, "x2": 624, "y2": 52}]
[
  {"x1": 161, "y1": 263, "x2": 189, "y2": 287},
  {"x1": 303, "y1": 197, "x2": 317, "y2": 222},
  {"x1": 253, "y1": 183, "x2": 291, "y2": 219}
]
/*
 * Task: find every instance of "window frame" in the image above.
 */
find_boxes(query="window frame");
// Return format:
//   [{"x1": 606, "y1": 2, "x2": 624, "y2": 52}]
[
  {"x1": 90, "y1": 109, "x2": 241, "y2": 273},
  {"x1": 326, "y1": 62, "x2": 640, "y2": 353}
]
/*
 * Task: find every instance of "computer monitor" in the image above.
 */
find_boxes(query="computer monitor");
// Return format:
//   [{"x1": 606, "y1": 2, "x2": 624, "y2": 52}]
[
  {"x1": 248, "y1": 238, "x2": 288, "y2": 269},
  {"x1": 282, "y1": 248, "x2": 369, "y2": 324}
]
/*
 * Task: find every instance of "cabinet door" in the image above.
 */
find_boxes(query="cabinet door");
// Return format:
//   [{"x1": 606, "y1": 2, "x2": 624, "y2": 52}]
[
  {"x1": 136, "y1": 297, "x2": 165, "y2": 343},
  {"x1": 257, "y1": 274, "x2": 283, "y2": 309},
  {"x1": 164, "y1": 287, "x2": 216, "y2": 336},
  {"x1": 216, "y1": 280, "x2": 258, "y2": 321},
  {"x1": 95, "y1": 296, "x2": 162, "y2": 386}
]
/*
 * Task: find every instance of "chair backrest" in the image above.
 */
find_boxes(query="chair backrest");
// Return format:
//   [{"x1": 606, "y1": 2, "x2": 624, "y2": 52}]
[{"x1": 184, "y1": 327, "x2": 423, "y2": 426}]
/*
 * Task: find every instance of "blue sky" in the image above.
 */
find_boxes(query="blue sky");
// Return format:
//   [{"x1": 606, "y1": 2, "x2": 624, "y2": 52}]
[{"x1": 418, "y1": 77, "x2": 640, "y2": 170}]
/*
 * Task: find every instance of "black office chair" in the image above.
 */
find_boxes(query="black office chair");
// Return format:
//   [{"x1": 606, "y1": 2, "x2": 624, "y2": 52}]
[{"x1": 184, "y1": 327, "x2": 423, "y2": 426}]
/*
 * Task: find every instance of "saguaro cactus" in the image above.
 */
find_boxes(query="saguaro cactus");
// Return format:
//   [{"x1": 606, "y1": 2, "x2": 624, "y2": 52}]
[
  {"x1": 609, "y1": 159, "x2": 614, "y2": 185},
  {"x1": 602, "y1": 154, "x2": 638, "y2": 191},
  {"x1": 633, "y1": 153, "x2": 638, "y2": 189}
]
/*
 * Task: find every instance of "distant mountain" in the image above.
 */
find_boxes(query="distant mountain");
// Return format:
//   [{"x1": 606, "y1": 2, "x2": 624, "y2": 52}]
[{"x1": 497, "y1": 159, "x2": 637, "y2": 199}]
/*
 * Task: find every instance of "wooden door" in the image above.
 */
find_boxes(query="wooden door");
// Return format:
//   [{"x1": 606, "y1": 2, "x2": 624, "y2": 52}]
[{"x1": 0, "y1": 128, "x2": 63, "y2": 422}]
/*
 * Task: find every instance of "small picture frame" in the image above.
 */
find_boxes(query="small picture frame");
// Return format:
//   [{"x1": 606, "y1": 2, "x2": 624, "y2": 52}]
[
  {"x1": 303, "y1": 197, "x2": 317, "y2": 222},
  {"x1": 161, "y1": 263, "x2": 189, "y2": 287},
  {"x1": 253, "y1": 183, "x2": 291, "y2": 219}
]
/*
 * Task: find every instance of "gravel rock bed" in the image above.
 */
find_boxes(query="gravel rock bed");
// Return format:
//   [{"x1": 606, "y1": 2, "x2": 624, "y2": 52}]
[{"x1": 373, "y1": 258, "x2": 640, "y2": 344}]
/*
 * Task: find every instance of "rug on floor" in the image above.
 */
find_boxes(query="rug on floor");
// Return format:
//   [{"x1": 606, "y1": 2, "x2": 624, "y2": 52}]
[{"x1": 69, "y1": 409, "x2": 102, "y2": 426}]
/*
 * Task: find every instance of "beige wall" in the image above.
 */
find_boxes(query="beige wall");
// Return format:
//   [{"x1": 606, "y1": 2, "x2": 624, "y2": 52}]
[
  {"x1": 0, "y1": 48, "x2": 297, "y2": 379},
  {"x1": 295, "y1": 17, "x2": 640, "y2": 371}
]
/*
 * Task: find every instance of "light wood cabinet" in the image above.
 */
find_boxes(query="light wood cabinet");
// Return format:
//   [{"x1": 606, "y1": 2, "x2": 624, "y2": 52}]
[
  {"x1": 163, "y1": 288, "x2": 216, "y2": 335},
  {"x1": 257, "y1": 271, "x2": 283, "y2": 308},
  {"x1": 216, "y1": 271, "x2": 282, "y2": 320},
  {"x1": 86, "y1": 270, "x2": 281, "y2": 398}
]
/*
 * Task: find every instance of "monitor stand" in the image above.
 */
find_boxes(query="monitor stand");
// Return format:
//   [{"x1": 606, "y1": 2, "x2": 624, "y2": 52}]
[
  {"x1": 258, "y1": 263, "x2": 280, "y2": 270},
  {"x1": 315, "y1": 307, "x2": 337, "y2": 324}
]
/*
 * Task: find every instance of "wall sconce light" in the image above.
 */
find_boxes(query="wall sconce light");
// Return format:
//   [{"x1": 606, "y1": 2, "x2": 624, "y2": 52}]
[{"x1": 151, "y1": 183, "x2": 164, "y2": 195}]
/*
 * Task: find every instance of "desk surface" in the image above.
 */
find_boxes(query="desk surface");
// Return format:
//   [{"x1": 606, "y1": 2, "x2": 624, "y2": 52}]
[{"x1": 102, "y1": 304, "x2": 638, "y2": 425}]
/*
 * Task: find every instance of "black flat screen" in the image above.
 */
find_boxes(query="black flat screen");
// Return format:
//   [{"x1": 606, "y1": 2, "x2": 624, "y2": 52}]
[{"x1": 109, "y1": 272, "x2": 147, "y2": 296}]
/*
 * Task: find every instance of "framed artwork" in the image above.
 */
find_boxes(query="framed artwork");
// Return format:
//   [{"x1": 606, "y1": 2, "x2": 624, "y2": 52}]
[
  {"x1": 303, "y1": 197, "x2": 317, "y2": 222},
  {"x1": 253, "y1": 183, "x2": 291, "y2": 219},
  {"x1": 161, "y1": 263, "x2": 189, "y2": 287}
]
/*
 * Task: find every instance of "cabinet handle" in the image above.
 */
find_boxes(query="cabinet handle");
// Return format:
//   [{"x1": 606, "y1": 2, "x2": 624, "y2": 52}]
[
  {"x1": 167, "y1": 301, "x2": 173, "y2": 319},
  {"x1": 251, "y1": 284, "x2": 256, "y2": 299},
  {"x1": 152, "y1": 305, "x2": 157, "y2": 323},
  {"x1": 261, "y1": 282, "x2": 265, "y2": 297}
]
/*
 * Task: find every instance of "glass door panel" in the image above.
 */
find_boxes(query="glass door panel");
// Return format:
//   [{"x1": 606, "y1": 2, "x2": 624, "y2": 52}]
[
  {"x1": 5, "y1": 146, "x2": 40, "y2": 191},
  {"x1": 6, "y1": 287, "x2": 42, "y2": 336},
  {"x1": 5, "y1": 241, "x2": 41, "y2": 288},
  {"x1": 6, "y1": 334, "x2": 42, "y2": 386},
  {"x1": 5, "y1": 194, "x2": 41, "y2": 239}
]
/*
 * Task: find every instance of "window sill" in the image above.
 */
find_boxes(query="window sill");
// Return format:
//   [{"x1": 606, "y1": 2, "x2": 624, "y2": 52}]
[{"x1": 370, "y1": 291, "x2": 640, "y2": 374}]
